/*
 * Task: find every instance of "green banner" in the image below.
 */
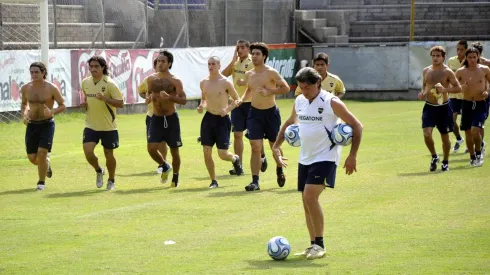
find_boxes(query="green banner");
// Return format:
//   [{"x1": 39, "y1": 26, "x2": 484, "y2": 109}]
[{"x1": 267, "y1": 44, "x2": 297, "y2": 87}]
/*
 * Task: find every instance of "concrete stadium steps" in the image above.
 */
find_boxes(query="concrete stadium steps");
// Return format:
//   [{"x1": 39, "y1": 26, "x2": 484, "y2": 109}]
[
  {"x1": 350, "y1": 19, "x2": 490, "y2": 37},
  {"x1": 349, "y1": 34, "x2": 490, "y2": 43},
  {"x1": 2, "y1": 41, "x2": 145, "y2": 50},
  {"x1": 1, "y1": 3, "x2": 85, "y2": 23}
]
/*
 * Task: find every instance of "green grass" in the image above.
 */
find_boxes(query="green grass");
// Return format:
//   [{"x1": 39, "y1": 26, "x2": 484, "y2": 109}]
[{"x1": 0, "y1": 100, "x2": 489, "y2": 274}]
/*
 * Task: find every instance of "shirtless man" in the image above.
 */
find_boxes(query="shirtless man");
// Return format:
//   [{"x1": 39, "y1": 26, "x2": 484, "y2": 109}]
[
  {"x1": 418, "y1": 46, "x2": 462, "y2": 172},
  {"x1": 21, "y1": 62, "x2": 66, "y2": 190},
  {"x1": 470, "y1": 42, "x2": 490, "y2": 149},
  {"x1": 197, "y1": 56, "x2": 243, "y2": 188},
  {"x1": 146, "y1": 50, "x2": 187, "y2": 187},
  {"x1": 241, "y1": 42, "x2": 290, "y2": 191},
  {"x1": 455, "y1": 47, "x2": 490, "y2": 167}
]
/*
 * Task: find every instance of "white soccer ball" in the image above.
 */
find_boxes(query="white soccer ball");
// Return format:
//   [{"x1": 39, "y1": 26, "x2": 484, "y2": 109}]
[
  {"x1": 267, "y1": 236, "x2": 290, "y2": 261},
  {"x1": 330, "y1": 123, "x2": 353, "y2": 146},
  {"x1": 284, "y1": 124, "x2": 301, "y2": 147}
]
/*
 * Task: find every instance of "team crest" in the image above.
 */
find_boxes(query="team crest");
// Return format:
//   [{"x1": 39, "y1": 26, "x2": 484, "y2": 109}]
[
  {"x1": 101, "y1": 86, "x2": 106, "y2": 93},
  {"x1": 318, "y1": 107, "x2": 324, "y2": 114},
  {"x1": 245, "y1": 64, "x2": 248, "y2": 68},
  {"x1": 330, "y1": 83, "x2": 334, "y2": 87}
]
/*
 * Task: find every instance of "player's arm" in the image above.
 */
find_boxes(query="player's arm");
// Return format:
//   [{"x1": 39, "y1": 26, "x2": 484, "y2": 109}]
[
  {"x1": 168, "y1": 78, "x2": 187, "y2": 105},
  {"x1": 483, "y1": 66, "x2": 490, "y2": 98},
  {"x1": 138, "y1": 77, "x2": 150, "y2": 103},
  {"x1": 50, "y1": 84, "x2": 66, "y2": 115},
  {"x1": 272, "y1": 103, "x2": 298, "y2": 167},
  {"x1": 418, "y1": 68, "x2": 428, "y2": 99},
  {"x1": 265, "y1": 70, "x2": 290, "y2": 95},
  {"x1": 439, "y1": 69, "x2": 462, "y2": 94},
  {"x1": 197, "y1": 80, "x2": 206, "y2": 113},
  {"x1": 335, "y1": 78, "x2": 346, "y2": 98},
  {"x1": 225, "y1": 80, "x2": 241, "y2": 112},
  {"x1": 221, "y1": 47, "x2": 238, "y2": 77},
  {"x1": 20, "y1": 85, "x2": 29, "y2": 124},
  {"x1": 331, "y1": 97, "x2": 363, "y2": 175},
  {"x1": 101, "y1": 83, "x2": 124, "y2": 108}
]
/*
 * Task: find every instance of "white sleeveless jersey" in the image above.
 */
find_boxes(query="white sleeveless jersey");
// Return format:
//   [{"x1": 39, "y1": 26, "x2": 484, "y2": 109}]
[{"x1": 295, "y1": 90, "x2": 342, "y2": 165}]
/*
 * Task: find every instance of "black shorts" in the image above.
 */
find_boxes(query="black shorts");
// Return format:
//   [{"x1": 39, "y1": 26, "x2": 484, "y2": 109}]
[
  {"x1": 200, "y1": 112, "x2": 231, "y2": 150},
  {"x1": 145, "y1": 115, "x2": 151, "y2": 138},
  {"x1": 83, "y1": 128, "x2": 119, "y2": 149},
  {"x1": 247, "y1": 106, "x2": 281, "y2": 142},
  {"x1": 449, "y1": 98, "x2": 463, "y2": 115},
  {"x1": 231, "y1": 102, "x2": 251, "y2": 132},
  {"x1": 421, "y1": 102, "x2": 454, "y2": 134},
  {"x1": 25, "y1": 118, "x2": 55, "y2": 154},
  {"x1": 460, "y1": 100, "x2": 487, "y2": 130},
  {"x1": 298, "y1": 161, "x2": 337, "y2": 192},
  {"x1": 147, "y1": 113, "x2": 182, "y2": 148}
]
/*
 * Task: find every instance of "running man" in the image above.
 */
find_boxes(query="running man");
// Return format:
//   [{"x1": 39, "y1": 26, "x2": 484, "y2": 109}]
[
  {"x1": 455, "y1": 47, "x2": 490, "y2": 166},
  {"x1": 197, "y1": 56, "x2": 243, "y2": 188},
  {"x1": 80, "y1": 56, "x2": 124, "y2": 190},
  {"x1": 21, "y1": 62, "x2": 66, "y2": 190},
  {"x1": 221, "y1": 39, "x2": 268, "y2": 175},
  {"x1": 447, "y1": 40, "x2": 467, "y2": 152},
  {"x1": 146, "y1": 50, "x2": 187, "y2": 187},
  {"x1": 295, "y1": 53, "x2": 345, "y2": 98},
  {"x1": 418, "y1": 46, "x2": 462, "y2": 172},
  {"x1": 272, "y1": 67, "x2": 363, "y2": 260},
  {"x1": 241, "y1": 42, "x2": 290, "y2": 191},
  {"x1": 138, "y1": 57, "x2": 168, "y2": 173}
]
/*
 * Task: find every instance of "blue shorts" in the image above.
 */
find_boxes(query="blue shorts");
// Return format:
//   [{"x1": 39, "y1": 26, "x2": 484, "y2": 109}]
[
  {"x1": 449, "y1": 98, "x2": 463, "y2": 114},
  {"x1": 247, "y1": 106, "x2": 281, "y2": 142},
  {"x1": 148, "y1": 113, "x2": 182, "y2": 148},
  {"x1": 231, "y1": 102, "x2": 251, "y2": 132},
  {"x1": 422, "y1": 102, "x2": 454, "y2": 134},
  {"x1": 200, "y1": 112, "x2": 231, "y2": 150},
  {"x1": 485, "y1": 97, "x2": 490, "y2": 120},
  {"x1": 298, "y1": 161, "x2": 337, "y2": 191},
  {"x1": 460, "y1": 100, "x2": 487, "y2": 130},
  {"x1": 83, "y1": 128, "x2": 119, "y2": 149},
  {"x1": 25, "y1": 118, "x2": 55, "y2": 154},
  {"x1": 145, "y1": 115, "x2": 151, "y2": 138}
]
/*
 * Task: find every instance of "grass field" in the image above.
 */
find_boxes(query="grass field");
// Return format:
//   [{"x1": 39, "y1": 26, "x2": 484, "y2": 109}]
[{"x1": 0, "y1": 99, "x2": 489, "y2": 274}]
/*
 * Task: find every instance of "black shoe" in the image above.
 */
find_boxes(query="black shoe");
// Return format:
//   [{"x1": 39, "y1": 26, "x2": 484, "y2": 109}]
[
  {"x1": 245, "y1": 182, "x2": 260, "y2": 191},
  {"x1": 209, "y1": 181, "x2": 218, "y2": 189},
  {"x1": 430, "y1": 156, "x2": 440, "y2": 172},
  {"x1": 261, "y1": 157, "x2": 268, "y2": 172},
  {"x1": 171, "y1": 174, "x2": 179, "y2": 188},
  {"x1": 441, "y1": 163, "x2": 449, "y2": 172},
  {"x1": 232, "y1": 155, "x2": 243, "y2": 176},
  {"x1": 277, "y1": 173, "x2": 286, "y2": 187}
]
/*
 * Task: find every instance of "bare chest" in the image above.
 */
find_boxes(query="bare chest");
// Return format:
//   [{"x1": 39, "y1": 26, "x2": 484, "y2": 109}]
[
  {"x1": 426, "y1": 70, "x2": 448, "y2": 85},
  {"x1": 26, "y1": 86, "x2": 52, "y2": 104}
]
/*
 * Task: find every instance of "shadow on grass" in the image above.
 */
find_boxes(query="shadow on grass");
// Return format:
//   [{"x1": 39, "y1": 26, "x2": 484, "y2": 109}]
[
  {"x1": 117, "y1": 171, "x2": 157, "y2": 177},
  {"x1": 44, "y1": 189, "x2": 100, "y2": 198},
  {"x1": 115, "y1": 187, "x2": 166, "y2": 195},
  {"x1": 191, "y1": 174, "x2": 242, "y2": 181},
  {"x1": 245, "y1": 257, "x2": 328, "y2": 270},
  {"x1": 398, "y1": 165, "x2": 473, "y2": 177},
  {"x1": 206, "y1": 187, "x2": 283, "y2": 198},
  {"x1": 170, "y1": 186, "x2": 230, "y2": 193},
  {"x1": 0, "y1": 188, "x2": 36, "y2": 195}
]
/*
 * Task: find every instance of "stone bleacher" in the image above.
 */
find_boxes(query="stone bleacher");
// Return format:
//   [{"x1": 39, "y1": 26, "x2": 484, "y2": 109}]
[{"x1": 296, "y1": 0, "x2": 490, "y2": 44}]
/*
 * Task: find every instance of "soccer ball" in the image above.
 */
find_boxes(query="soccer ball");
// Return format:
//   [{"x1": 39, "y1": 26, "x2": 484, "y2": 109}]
[
  {"x1": 267, "y1": 236, "x2": 290, "y2": 261},
  {"x1": 330, "y1": 123, "x2": 353, "y2": 146},
  {"x1": 284, "y1": 124, "x2": 300, "y2": 147}
]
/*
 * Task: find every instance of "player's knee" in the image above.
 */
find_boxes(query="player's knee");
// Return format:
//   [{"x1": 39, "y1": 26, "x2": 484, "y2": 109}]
[
  {"x1": 36, "y1": 150, "x2": 48, "y2": 160},
  {"x1": 203, "y1": 146, "x2": 213, "y2": 156},
  {"x1": 27, "y1": 154, "x2": 37, "y2": 164},
  {"x1": 250, "y1": 142, "x2": 262, "y2": 152},
  {"x1": 471, "y1": 127, "x2": 481, "y2": 136},
  {"x1": 234, "y1": 132, "x2": 243, "y2": 140},
  {"x1": 217, "y1": 149, "x2": 229, "y2": 160},
  {"x1": 422, "y1": 130, "x2": 432, "y2": 138},
  {"x1": 103, "y1": 148, "x2": 114, "y2": 157}
]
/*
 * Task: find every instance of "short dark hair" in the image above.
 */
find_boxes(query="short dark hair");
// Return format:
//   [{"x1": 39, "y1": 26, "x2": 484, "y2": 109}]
[
  {"x1": 430, "y1": 46, "x2": 446, "y2": 58},
  {"x1": 158, "y1": 49, "x2": 174, "y2": 69},
  {"x1": 463, "y1": 47, "x2": 481, "y2": 67},
  {"x1": 471, "y1": 42, "x2": 483, "y2": 55},
  {"x1": 237, "y1": 39, "x2": 250, "y2": 48},
  {"x1": 29, "y1": 62, "x2": 47, "y2": 79},
  {"x1": 457, "y1": 40, "x2": 468, "y2": 49},
  {"x1": 250, "y1": 42, "x2": 269, "y2": 62},
  {"x1": 87, "y1": 56, "x2": 109, "y2": 75},
  {"x1": 153, "y1": 58, "x2": 157, "y2": 69},
  {"x1": 296, "y1": 67, "x2": 322, "y2": 87},
  {"x1": 313, "y1": 53, "x2": 329, "y2": 65}
]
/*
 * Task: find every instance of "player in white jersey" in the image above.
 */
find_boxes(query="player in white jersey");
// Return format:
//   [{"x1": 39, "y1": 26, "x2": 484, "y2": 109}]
[{"x1": 272, "y1": 67, "x2": 363, "y2": 260}]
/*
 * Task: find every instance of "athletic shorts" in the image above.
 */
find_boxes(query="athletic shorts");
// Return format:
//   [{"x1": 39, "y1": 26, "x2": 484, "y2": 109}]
[
  {"x1": 25, "y1": 118, "x2": 55, "y2": 154},
  {"x1": 147, "y1": 112, "x2": 182, "y2": 148},
  {"x1": 231, "y1": 102, "x2": 251, "y2": 132},
  {"x1": 83, "y1": 128, "x2": 119, "y2": 149},
  {"x1": 422, "y1": 102, "x2": 454, "y2": 134},
  {"x1": 200, "y1": 112, "x2": 231, "y2": 150},
  {"x1": 298, "y1": 161, "x2": 337, "y2": 191},
  {"x1": 460, "y1": 100, "x2": 487, "y2": 130},
  {"x1": 247, "y1": 105, "x2": 281, "y2": 142}
]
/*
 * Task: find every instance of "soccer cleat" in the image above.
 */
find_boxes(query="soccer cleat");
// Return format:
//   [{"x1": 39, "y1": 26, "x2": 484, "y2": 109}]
[
  {"x1": 36, "y1": 184, "x2": 45, "y2": 191},
  {"x1": 232, "y1": 155, "x2": 243, "y2": 176},
  {"x1": 475, "y1": 155, "x2": 484, "y2": 167},
  {"x1": 441, "y1": 163, "x2": 449, "y2": 172},
  {"x1": 261, "y1": 157, "x2": 268, "y2": 172},
  {"x1": 294, "y1": 247, "x2": 312, "y2": 257},
  {"x1": 96, "y1": 168, "x2": 105, "y2": 188},
  {"x1": 429, "y1": 156, "x2": 440, "y2": 172},
  {"x1": 453, "y1": 138, "x2": 464, "y2": 153},
  {"x1": 245, "y1": 182, "x2": 260, "y2": 191},
  {"x1": 170, "y1": 174, "x2": 179, "y2": 188},
  {"x1": 209, "y1": 181, "x2": 218, "y2": 189},
  {"x1": 306, "y1": 244, "x2": 326, "y2": 260},
  {"x1": 277, "y1": 173, "x2": 286, "y2": 187},
  {"x1": 106, "y1": 180, "x2": 115, "y2": 191},
  {"x1": 46, "y1": 158, "x2": 52, "y2": 178},
  {"x1": 470, "y1": 159, "x2": 477, "y2": 167},
  {"x1": 157, "y1": 166, "x2": 163, "y2": 174},
  {"x1": 160, "y1": 164, "x2": 172, "y2": 184}
]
